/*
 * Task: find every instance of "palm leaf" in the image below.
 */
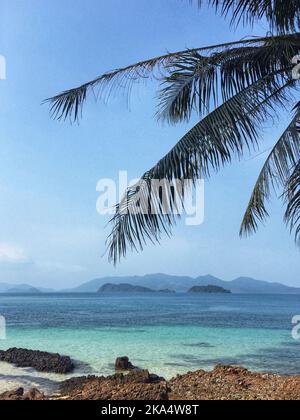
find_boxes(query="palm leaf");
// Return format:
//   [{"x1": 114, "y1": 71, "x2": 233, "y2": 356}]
[
  {"x1": 107, "y1": 77, "x2": 295, "y2": 264},
  {"x1": 285, "y1": 160, "x2": 300, "y2": 244},
  {"x1": 46, "y1": 35, "x2": 284, "y2": 122},
  {"x1": 192, "y1": 0, "x2": 300, "y2": 33},
  {"x1": 158, "y1": 33, "x2": 300, "y2": 123},
  {"x1": 241, "y1": 103, "x2": 300, "y2": 236}
]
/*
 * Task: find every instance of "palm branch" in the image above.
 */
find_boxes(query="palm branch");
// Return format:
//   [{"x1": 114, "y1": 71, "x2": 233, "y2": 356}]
[
  {"x1": 158, "y1": 34, "x2": 300, "y2": 123},
  {"x1": 107, "y1": 75, "x2": 296, "y2": 264},
  {"x1": 285, "y1": 159, "x2": 300, "y2": 244},
  {"x1": 106, "y1": 32, "x2": 300, "y2": 263},
  {"x1": 46, "y1": 34, "x2": 290, "y2": 122},
  {"x1": 192, "y1": 0, "x2": 300, "y2": 33},
  {"x1": 46, "y1": 1, "x2": 300, "y2": 262},
  {"x1": 241, "y1": 103, "x2": 300, "y2": 236}
]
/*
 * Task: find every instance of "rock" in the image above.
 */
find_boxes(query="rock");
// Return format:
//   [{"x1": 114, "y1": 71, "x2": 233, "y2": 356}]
[
  {"x1": 23, "y1": 388, "x2": 45, "y2": 400},
  {"x1": 169, "y1": 365, "x2": 300, "y2": 400},
  {"x1": 124, "y1": 370, "x2": 165, "y2": 384},
  {"x1": 0, "y1": 387, "x2": 45, "y2": 400},
  {"x1": 125, "y1": 370, "x2": 151, "y2": 383},
  {"x1": 0, "y1": 388, "x2": 24, "y2": 400},
  {"x1": 59, "y1": 370, "x2": 168, "y2": 400},
  {"x1": 60, "y1": 376, "x2": 98, "y2": 396},
  {"x1": 115, "y1": 356, "x2": 136, "y2": 371},
  {"x1": 0, "y1": 348, "x2": 74, "y2": 374},
  {"x1": 54, "y1": 363, "x2": 300, "y2": 400}
]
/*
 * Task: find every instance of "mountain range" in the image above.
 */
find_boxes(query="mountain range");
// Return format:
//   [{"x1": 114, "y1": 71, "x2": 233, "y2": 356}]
[
  {"x1": 62, "y1": 274, "x2": 300, "y2": 294},
  {"x1": 0, "y1": 274, "x2": 300, "y2": 295}
]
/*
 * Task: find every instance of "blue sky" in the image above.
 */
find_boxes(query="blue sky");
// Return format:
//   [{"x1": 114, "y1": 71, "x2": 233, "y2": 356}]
[{"x1": 0, "y1": 0, "x2": 299, "y2": 288}]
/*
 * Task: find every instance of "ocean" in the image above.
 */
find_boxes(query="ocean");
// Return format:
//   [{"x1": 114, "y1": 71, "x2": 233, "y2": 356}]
[{"x1": 0, "y1": 292, "x2": 300, "y2": 394}]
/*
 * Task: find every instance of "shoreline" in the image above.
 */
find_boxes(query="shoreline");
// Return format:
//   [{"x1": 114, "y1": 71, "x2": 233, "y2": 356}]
[
  {"x1": 2, "y1": 361, "x2": 300, "y2": 400},
  {"x1": 2, "y1": 344, "x2": 300, "y2": 400}
]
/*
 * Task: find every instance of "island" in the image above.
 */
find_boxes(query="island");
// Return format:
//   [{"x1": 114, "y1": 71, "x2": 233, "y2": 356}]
[
  {"x1": 5, "y1": 287, "x2": 42, "y2": 294},
  {"x1": 98, "y1": 283, "x2": 176, "y2": 294},
  {"x1": 188, "y1": 285, "x2": 231, "y2": 294}
]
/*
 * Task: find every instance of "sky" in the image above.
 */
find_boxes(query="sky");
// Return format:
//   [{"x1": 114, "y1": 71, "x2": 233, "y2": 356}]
[{"x1": 0, "y1": 0, "x2": 299, "y2": 289}]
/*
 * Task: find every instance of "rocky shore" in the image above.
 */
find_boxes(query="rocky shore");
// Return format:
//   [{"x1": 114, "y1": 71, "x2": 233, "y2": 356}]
[
  {"x1": 169, "y1": 365, "x2": 300, "y2": 400},
  {"x1": 55, "y1": 365, "x2": 300, "y2": 401},
  {"x1": 2, "y1": 354, "x2": 300, "y2": 400}
]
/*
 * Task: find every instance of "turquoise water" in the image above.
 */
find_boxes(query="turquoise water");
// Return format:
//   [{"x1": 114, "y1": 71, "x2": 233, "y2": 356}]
[{"x1": 0, "y1": 293, "x2": 300, "y2": 393}]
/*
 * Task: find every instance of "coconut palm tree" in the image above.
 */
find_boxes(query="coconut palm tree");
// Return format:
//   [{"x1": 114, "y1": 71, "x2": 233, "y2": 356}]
[{"x1": 47, "y1": 0, "x2": 300, "y2": 264}]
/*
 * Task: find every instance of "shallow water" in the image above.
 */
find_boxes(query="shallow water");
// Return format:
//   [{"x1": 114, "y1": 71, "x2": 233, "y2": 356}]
[{"x1": 0, "y1": 293, "x2": 299, "y2": 394}]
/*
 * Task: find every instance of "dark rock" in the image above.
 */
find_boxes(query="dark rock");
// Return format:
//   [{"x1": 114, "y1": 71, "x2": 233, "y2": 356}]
[
  {"x1": 124, "y1": 370, "x2": 151, "y2": 383},
  {"x1": 0, "y1": 387, "x2": 45, "y2": 400},
  {"x1": 149, "y1": 373, "x2": 165, "y2": 383},
  {"x1": 124, "y1": 370, "x2": 165, "y2": 384},
  {"x1": 0, "y1": 348, "x2": 74, "y2": 374},
  {"x1": 115, "y1": 356, "x2": 136, "y2": 371}
]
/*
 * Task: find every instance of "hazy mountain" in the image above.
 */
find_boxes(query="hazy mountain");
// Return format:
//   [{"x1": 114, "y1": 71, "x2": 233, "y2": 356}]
[
  {"x1": 63, "y1": 274, "x2": 197, "y2": 293},
  {"x1": 6, "y1": 286, "x2": 41, "y2": 294},
  {"x1": 63, "y1": 274, "x2": 300, "y2": 295},
  {"x1": 193, "y1": 276, "x2": 300, "y2": 294},
  {"x1": 230, "y1": 277, "x2": 300, "y2": 294},
  {"x1": 0, "y1": 283, "x2": 55, "y2": 294},
  {"x1": 1, "y1": 275, "x2": 299, "y2": 295}
]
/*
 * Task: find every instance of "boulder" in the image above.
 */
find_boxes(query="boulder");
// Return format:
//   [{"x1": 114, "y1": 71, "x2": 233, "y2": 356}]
[
  {"x1": 0, "y1": 348, "x2": 74, "y2": 374},
  {"x1": 115, "y1": 356, "x2": 136, "y2": 371},
  {"x1": 125, "y1": 370, "x2": 164, "y2": 384}
]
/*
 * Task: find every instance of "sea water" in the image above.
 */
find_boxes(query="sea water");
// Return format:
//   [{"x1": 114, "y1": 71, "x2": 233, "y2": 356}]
[{"x1": 0, "y1": 293, "x2": 299, "y2": 394}]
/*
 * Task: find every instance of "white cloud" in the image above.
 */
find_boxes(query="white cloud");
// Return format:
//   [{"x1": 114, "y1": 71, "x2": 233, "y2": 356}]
[{"x1": 0, "y1": 244, "x2": 28, "y2": 264}]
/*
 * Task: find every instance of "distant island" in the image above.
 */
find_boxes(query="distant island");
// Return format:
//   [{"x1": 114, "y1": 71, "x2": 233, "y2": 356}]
[
  {"x1": 1, "y1": 274, "x2": 300, "y2": 295},
  {"x1": 188, "y1": 285, "x2": 231, "y2": 294},
  {"x1": 98, "y1": 283, "x2": 175, "y2": 294},
  {"x1": 5, "y1": 286, "x2": 41, "y2": 295},
  {"x1": 98, "y1": 283, "x2": 231, "y2": 294},
  {"x1": 69, "y1": 274, "x2": 300, "y2": 295}
]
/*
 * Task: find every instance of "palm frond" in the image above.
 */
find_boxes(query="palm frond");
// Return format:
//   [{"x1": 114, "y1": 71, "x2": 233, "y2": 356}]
[
  {"x1": 192, "y1": 0, "x2": 300, "y2": 33},
  {"x1": 285, "y1": 159, "x2": 300, "y2": 244},
  {"x1": 107, "y1": 77, "x2": 295, "y2": 264},
  {"x1": 46, "y1": 35, "x2": 283, "y2": 122},
  {"x1": 158, "y1": 33, "x2": 300, "y2": 123},
  {"x1": 240, "y1": 103, "x2": 300, "y2": 236}
]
